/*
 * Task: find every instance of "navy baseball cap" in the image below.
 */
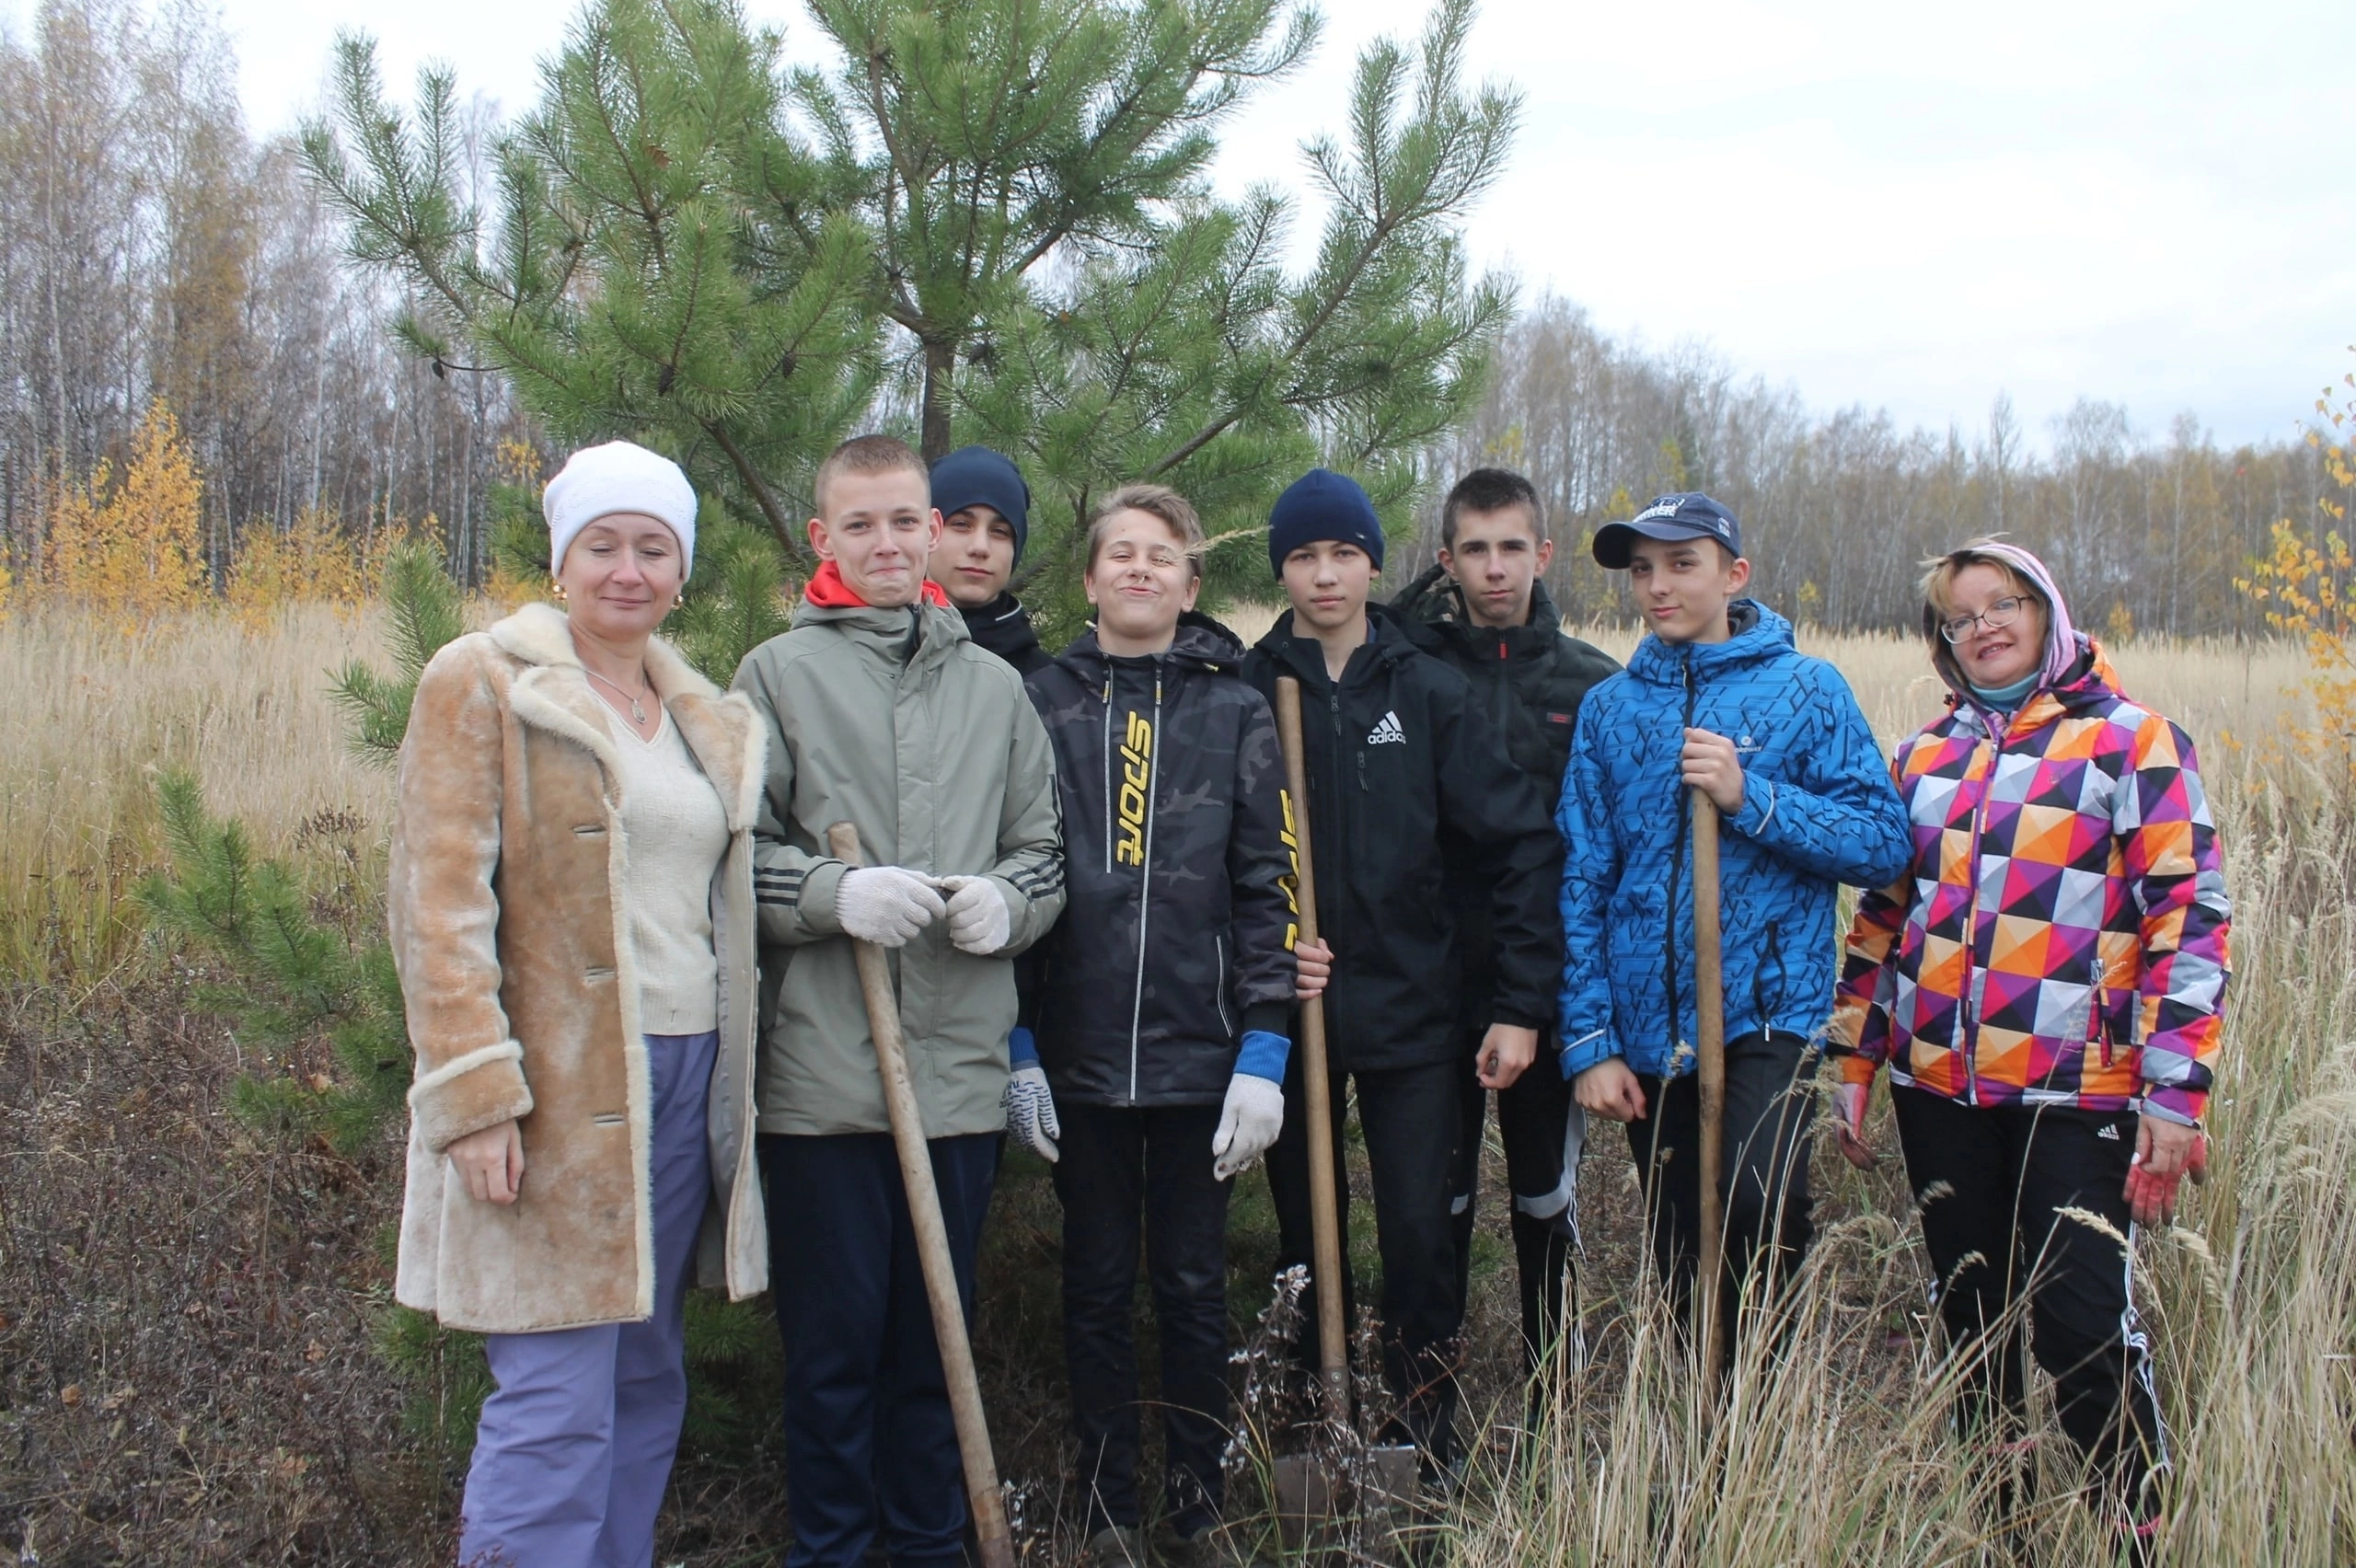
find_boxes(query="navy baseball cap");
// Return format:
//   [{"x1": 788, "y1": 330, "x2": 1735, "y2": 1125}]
[{"x1": 1591, "y1": 492, "x2": 1741, "y2": 570}]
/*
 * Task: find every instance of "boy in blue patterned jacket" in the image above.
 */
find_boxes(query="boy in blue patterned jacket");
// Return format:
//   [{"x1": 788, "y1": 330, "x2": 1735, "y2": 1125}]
[{"x1": 1557, "y1": 494, "x2": 1910, "y2": 1338}]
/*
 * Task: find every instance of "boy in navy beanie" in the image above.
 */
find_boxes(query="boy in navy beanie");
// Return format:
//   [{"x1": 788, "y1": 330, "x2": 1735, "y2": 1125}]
[
  {"x1": 926, "y1": 444, "x2": 1052, "y2": 675},
  {"x1": 1241, "y1": 467, "x2": 1561, "y2": 1476},
  {"x1": 1264, "y1": 467, "x2": 1387, "y2": 578}
]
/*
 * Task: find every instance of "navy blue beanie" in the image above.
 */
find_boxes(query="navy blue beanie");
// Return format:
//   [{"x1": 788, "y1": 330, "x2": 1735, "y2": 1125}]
[
  {"x1": 928, "y1": 445, "x2": 1032, "y2": 562},
  {"x1": 1267, "y1": 467, "x2": 1385, "y2": 578}
]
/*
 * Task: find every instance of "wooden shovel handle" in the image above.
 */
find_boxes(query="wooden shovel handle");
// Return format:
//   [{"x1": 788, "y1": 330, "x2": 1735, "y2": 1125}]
[
  {"x1": 826, "y1": 823, "x2": 1014, "y2": 1568},
  {"x1": 1275, "y1": 678, "x2": 1351, "y2": 1425},
  {"x1": 1690, "y1": 790, "x2": 1729, "y2": 1389}
]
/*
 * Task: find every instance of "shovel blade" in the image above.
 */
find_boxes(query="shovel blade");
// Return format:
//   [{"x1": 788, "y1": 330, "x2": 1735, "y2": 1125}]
[{"x1": 1269, "y1": 1445, "x2": 1422, "y2": 1562}]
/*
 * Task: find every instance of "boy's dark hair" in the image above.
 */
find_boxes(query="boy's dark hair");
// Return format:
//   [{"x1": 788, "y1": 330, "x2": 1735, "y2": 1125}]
[
  {"x1": 815, "y1": 433, "x2": 927, "y2": 513},
  {"x1": 1088, "y1": 484, "x2": 1206, "y2": 579},
  {"x1": 1441, "y1": 467, "x2": 1545, "y2": 548}
]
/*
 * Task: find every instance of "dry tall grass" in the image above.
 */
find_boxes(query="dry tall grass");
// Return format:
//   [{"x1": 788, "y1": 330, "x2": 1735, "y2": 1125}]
[
  {"x1": 1218, "y1": 601, "x2": 2314, "y2": 755},
  {"x1": 1438, "y1": 783, "x2": 2356, "y2": 1566},
  {"x1": 0, "y1": 605, "x2": 396, "y2": 980},
  {"x1": 2, "y1": 605, "x2": 2348, "y2": 1564}
]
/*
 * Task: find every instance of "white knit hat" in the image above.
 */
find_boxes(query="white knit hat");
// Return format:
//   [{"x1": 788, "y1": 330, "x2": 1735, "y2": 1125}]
[{"x1": 543, "y1": 441, "x2": 699, "y2": 579}]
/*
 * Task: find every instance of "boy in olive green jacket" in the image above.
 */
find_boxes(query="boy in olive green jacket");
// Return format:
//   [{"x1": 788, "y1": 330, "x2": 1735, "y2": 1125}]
[{"x1": 733, "y1": 433, "x2": 1063, "y2": 1568}]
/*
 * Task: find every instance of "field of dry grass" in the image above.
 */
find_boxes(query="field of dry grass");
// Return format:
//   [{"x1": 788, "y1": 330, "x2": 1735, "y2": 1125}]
[
  {"x1": 2, "y1": 602, "x2": 2349, "y2": 1565},
  {"x1": 0, "y1": 605, "x2": 398, "y2": 981}
]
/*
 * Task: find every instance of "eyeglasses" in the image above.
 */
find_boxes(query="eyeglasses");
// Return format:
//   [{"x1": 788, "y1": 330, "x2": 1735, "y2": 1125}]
[{"x1": 1938, "y1": 595, "x2": 2028, "y2": 644}]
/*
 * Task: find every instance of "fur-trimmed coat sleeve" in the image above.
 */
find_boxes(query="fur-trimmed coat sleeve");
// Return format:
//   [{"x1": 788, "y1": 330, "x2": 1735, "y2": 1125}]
[{"x1": 387, "y1": 638, "x2": 532, "y2": 1154}]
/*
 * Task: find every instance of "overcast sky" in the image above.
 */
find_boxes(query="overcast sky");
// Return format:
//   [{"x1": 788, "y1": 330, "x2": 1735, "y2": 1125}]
[{"x1": 8, "y1": 0, "x2": 2349, "y2": 450}]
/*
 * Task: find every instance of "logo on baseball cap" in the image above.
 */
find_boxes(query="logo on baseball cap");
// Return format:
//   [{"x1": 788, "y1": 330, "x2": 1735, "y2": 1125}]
[{"x1": 1591, "y1": 492, "x2": 1742, "y2": 570}]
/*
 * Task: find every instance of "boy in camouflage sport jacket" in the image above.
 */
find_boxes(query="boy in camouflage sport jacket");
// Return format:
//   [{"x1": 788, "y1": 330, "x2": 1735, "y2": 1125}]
[
  {"x1": 1019, "y1": 486, "x2": 1299, "y2": 1563},
  {"x1": 1559, "y1": 493, "x2": 1910, "y2": 1344}
]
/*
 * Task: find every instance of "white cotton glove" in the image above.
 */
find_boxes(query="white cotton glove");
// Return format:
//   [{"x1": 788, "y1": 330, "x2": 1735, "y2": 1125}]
[
  {"x1": 1002, "y1": 1028, "x2": 1059, "y2": 1162},
  {"x1": 835, "y1": 865, "x2": 945, "y2": 948},
  {"x1": 1212, "y1": 1075, "x2": 1287, "y2": 1182},
  {"x1": 936, "y1": 875, "x2": 1013, "y2": 955}
]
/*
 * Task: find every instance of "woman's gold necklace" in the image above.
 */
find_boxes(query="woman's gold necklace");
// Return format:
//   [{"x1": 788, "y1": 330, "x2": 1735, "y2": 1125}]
[{"x1": 584, "y1": 664, "x2": 652, "y2": 725}]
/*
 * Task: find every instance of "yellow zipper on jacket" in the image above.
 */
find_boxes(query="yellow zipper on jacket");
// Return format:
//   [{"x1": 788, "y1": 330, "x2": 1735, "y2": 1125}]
[{"x1": 1126, "y1": 674, "x2": 1164, "y2": 1102}]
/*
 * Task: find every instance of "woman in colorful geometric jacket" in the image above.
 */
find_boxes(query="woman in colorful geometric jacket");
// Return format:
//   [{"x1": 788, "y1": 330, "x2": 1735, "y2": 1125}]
[{"x1": 1828, "y1": 537, "x2": 2232, "y2": 1556}]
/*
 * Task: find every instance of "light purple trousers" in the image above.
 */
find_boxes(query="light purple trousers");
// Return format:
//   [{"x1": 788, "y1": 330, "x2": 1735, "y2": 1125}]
[{"x1": 457, "y1": 1030, "x2": 718, "y2": 1568}]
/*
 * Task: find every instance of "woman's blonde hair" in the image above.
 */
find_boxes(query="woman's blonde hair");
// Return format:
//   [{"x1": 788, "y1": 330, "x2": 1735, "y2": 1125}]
[
  {"x1": 1087, "y1": 484, "x2": 1206, "y2": 579},
  {"x1": 1918, "y1": 537, "x2": 2045, "y2": 622}
]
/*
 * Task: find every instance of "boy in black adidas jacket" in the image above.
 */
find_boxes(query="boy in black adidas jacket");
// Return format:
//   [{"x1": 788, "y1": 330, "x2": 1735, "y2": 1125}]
[
  {"x1": 1242, "y1": 468, "x2": 1563, "y2": 1473},
  {"x1": 1021, "y1": 485, "x2": 1299, "y2": 1562}
]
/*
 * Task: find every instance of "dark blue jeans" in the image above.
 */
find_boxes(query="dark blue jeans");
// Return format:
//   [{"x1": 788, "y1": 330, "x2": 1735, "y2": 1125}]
[
  {"x1": 761, "y1": 1130, "x2": 998, "y2": 1568},
  {"x1": 1052, "y1": 1101, "x2": 1231, "y2": 1537}
]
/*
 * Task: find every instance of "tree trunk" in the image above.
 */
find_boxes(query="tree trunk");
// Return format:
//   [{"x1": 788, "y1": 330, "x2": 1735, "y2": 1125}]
[{"x1": 919, "y1": 336, "x2": 955, "y2": 464}]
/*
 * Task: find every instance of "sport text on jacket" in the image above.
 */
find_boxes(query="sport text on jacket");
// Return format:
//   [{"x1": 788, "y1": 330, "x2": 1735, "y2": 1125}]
[{"x1": 1024, "y1": 615, "x2": 1298, "y2": 1106}]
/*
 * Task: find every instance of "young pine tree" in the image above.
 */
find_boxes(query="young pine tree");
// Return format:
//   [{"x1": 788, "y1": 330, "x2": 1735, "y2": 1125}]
[
  {"x1": 304, "y1": 0, "x2": 879, "y2": 559},
  {"x1": 308, "y1": 0, "x2": 1519, "y2": 624}
]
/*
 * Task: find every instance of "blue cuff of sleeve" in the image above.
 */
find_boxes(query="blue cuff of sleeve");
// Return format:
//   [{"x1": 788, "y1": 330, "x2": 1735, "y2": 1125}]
[
  {"x1": 1235, "y1": 1029, "x2": 1290, "y2": 1083},
  {"x1": 1008, "y1": 1026, "x2": 1038, "y2": 1066},
  {"x1": 1558, "y1": 1025, "x2": 1616, "y2": 1079},
  {"x1": 1731, "y1": 777, "x2": 1778, "y2": 838}
]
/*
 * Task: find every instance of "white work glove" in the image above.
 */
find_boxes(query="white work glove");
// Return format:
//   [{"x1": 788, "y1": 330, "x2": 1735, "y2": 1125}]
[
  {"x1": 1212, "y1": 1076, "x2": 1285, "y2": 1181},
  {"x1": 937, "y1": 874, "x2": 1013, "y2": 955},
  {"x1": 1003, "y1": 1028, "x2": 1059, "y2": 1162},
  {"x1": 835, "y1": 865, "x2": 945, "y2": 948},
  {"x1": 1212, "y1": 1027, "x2": 1290, "y2": 1181}
]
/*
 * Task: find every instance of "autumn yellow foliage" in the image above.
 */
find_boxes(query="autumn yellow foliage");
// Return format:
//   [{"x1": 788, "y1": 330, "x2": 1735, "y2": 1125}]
[
  {"x1": 225, "y1": 506, "x2": 373, "y2": 629},
  {"x1": 44, "y1": 400, "x2": 207, "y2": 626},
  {"x1": 2235, "y1": 364, "x2": 2356, "y2": 775}
]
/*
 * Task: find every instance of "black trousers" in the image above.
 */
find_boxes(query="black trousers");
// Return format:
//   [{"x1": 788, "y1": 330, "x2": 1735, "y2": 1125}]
[
  {"x1": 760, "y1": 1131, "x2": 998, "y2": 1568},
  {"x1": 1627, "y1": 1031, "x2": 1818, "y2": 1337},
  {"x1": 1891, "y1": 1086, "x2": 2165, "y2": 1518},
  {"x1": 1051, "y1": 1101, "x2": 1231, "y2": 1537},
  {"x1": 1449, "y1": 1035, "x2": 1581, "y2": 1378},
  {"x1": 1265, "y1": 1052, "x2": 1465, "y2": 1463}
]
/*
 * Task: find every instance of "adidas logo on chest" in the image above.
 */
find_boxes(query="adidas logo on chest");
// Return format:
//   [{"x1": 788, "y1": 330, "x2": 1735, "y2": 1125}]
[{"x1": 1367, "y1": 709, "x2": 1407, "y2": 746}]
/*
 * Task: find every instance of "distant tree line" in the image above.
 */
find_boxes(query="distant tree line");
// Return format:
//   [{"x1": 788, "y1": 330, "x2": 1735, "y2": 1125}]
[
  {"x1": 1419, "y1": 295, "x2": 2351, "y2": 639},
  {"x1": 0, "y1": 0, "x2": 526, "y2": 592},
  {"x1": 3, "y1": 0, "x2": 2345, "y2": 640}
]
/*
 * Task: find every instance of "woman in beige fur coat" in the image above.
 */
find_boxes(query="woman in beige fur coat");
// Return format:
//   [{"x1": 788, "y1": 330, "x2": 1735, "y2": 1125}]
[{"x1": 388, "y1": 441, "x2": 766, "y2": 1567}]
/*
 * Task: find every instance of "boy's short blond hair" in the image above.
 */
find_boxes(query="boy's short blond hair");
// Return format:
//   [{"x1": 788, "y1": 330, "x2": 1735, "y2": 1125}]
[
  {"x1": 814, "y1": 433, "x2": 928, "y2": 515},
  {"x1": 1087, "y1": 485, "x2": 1205, "y2": 579}
]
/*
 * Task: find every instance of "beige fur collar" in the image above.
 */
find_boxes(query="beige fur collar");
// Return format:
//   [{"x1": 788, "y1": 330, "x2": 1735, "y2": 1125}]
[
  {"x1": 488, "y1": 603, "x2": 762, "y2": 831},
  {"x1": 488, "y1": 602, "x2": 718, "y2": 700}
]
